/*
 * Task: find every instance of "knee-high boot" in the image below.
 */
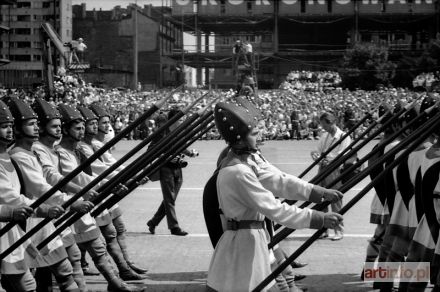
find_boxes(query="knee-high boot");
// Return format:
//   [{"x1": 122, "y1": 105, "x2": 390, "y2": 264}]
[
  {"x1": 105, "y1": 236, "x2": 145, "y2": 281},
  {"x1": 49, "y1": 259, "x2": 80, "y2": 292},
  {"x1": 35, "y1": 267, "x2": 53, "y2": 292},
  {"x1": 66, "y1": 244, "x2": 88, "y2": 292},
  {"x1": 113, "y1": 216, "x2": 148, "y2": 274},
  {"x1": 94, "y1": 254, "x2": 138, "y2": 292}
]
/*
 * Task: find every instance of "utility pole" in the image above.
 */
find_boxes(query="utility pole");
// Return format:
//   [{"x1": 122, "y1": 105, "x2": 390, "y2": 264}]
[
  {"x1": 181, "y1": 13, "x2": 185, "y2": 90},
  {"x1": 133, "y1": 0, "x2": 138, "y2": 90}
]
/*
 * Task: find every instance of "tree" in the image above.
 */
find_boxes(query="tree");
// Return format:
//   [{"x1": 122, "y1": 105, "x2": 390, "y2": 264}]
[
  {"x1": 340, "y1": 42, "x2": 396, "y2": 90},
  {"x1": 393, "y1": 38, "x2": 440, "y2": 89}
]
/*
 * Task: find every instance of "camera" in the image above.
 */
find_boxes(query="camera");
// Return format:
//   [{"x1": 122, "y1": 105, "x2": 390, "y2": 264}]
[
  {"x1": 170, "y1": 154, "x2": 188, "y2": 168},
  {"x1": 190, "y1": 149, "x2": 199, "y2": 157}
]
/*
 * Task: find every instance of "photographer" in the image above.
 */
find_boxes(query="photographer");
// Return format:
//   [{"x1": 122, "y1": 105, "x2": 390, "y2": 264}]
[{"x1": 146, "y1": 107, "x2": 198, "y2": 236}]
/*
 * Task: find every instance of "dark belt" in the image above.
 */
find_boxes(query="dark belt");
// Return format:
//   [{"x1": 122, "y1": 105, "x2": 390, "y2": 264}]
[{"x1": 226, "y1": 219, "x2": 264, "y2": 231}]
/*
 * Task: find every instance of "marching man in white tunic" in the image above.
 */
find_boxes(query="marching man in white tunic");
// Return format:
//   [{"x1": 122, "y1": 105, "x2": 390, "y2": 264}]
[{"x1": 206, "y1": 99, "x2": 344, "y2": 292}]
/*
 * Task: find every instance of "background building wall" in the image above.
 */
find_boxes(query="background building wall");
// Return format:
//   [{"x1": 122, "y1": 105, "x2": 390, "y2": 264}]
[{"x1": 0, "y1": 0, "x2": 69, "y2": 88}]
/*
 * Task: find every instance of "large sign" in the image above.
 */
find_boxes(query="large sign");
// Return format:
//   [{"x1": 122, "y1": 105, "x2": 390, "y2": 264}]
[
  {"x1": 173, "y1": 0, "x2": 433, "y2": 5},
  {"x1": 171, "y1": 0, "x2": 435, "y2": 15}
]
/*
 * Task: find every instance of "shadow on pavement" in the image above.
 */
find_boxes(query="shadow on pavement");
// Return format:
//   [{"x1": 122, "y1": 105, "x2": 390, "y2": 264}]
[
  {"x1": 139, "y1": 271, "x2": 207, "y2": 292},
  {"x1": 299, "y1": 273, "x2": 373, "y2": 292},
  {"x1": 146, "y1": 270, "x2": 208, "y2": 282}
]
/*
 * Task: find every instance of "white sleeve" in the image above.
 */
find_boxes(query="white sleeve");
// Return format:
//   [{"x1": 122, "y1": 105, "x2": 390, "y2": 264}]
[
  {"x1": 12, "y1": 154, "x2": 70, "y2": 206},
  {"x1": 257, "y1": 163, "x2": 314, "y2": 202},
  {"x1": 232, "y1": 165, "x2": 324, "y2": 229},
  {"x1": 32, "y1": 144, "x2": 65, "y2": 187},
  {"x1": 0, "y1": 164, "x2": 34, "y2": 206}
]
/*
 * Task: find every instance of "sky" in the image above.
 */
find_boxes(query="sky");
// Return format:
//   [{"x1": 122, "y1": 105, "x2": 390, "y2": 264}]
[{"x1": 71, "y1": 0, "x2": 170, "y2": 10}]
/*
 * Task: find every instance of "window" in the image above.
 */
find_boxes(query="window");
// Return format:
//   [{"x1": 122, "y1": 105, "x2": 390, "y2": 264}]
[
  {"x1": 262, "y1": 34, "x2": 272, "y2": 43},
  {"x1": 395, "y1": 34, "x2": 405, "y2": 41},
  {"x1": 42, "y1": 2, "x2": 51, "y2": 8},
  {"x1": 17, "y1": 15, "x2": 31, "y2": 21},
  {"x1": 24, "y1": 70, "x2": 42, "y2": 78},
  {"x1": 33, "y1": 28, "x2": 40, "y2": 35},
  {"x1": 16, "y1": 41, "x2": 31, "y2": 48},
  {"x1": 33, "y1": 42, "x2": 42, "y2": 49},
  {"x1": 224, "y1": 69, "x2": 232, "y2": 76},
  {"x1": 15, "y1": 28, "x2": 31, "y2": 35},
  {"x1": 66, "y1": 29, "x2": 70, "y2": 37},
  {"x1": 17, "y1": 2, "x2": 31, "y2": 8},
  {"x1": 300, "y1": 0, "x2": 306, "y2": 13},
  {"x1": 10, "y1": 55, "x2": 31, "y2": 61},
  {"x1": 33, "y1": 55, "x2": 42, "y2": 61},
  {"x1": 327, "y1": 0, "x2": 332, "y2": 13},
  {"x1": 361, "y1": 33, "x2": 372, "y2": 42},
  {"x1": 220, "y1": 0, "x2": 225, "y2": 14},
  {"x1": 246, "y1": 0, "x2": 252, "y2": 13}
]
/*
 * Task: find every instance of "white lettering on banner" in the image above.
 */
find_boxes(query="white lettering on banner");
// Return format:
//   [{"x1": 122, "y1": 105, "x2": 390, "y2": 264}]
[
  {"x1": 229, "y1": 0, "x2": 244, "y2": 5},
  {"x1": 282, "y1": 0, "x2": 298, "y2": 4},
  {"x1": 200, "y1": 0, "x2": 218, "y2": 5},
  {"x1": 387, "y1": 0, "x2": 408, "y2": 4},
  {"x1": 256, "y1": 0, "x2": 271, "y2": 5},
  {"x1": 362, "y1": 0, "x2": 379, "y2": 4},
  {"x1": 175, "y1": 0, "x2": 191, "y2": 5},
  {"x1": 174, "y1": 0, "x2": 434, "y2": 5}
]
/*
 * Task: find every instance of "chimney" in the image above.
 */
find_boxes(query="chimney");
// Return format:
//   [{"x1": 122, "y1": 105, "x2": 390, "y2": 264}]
[
  {"x1": 93, "y1": 8, "x2": 97, "y2": 21},
  {"x1": 81, "y1": 3, "x2": 86, "y2": 19},
  {"x1": 144, "y1": 4, "x2": 152, "y2": 17}
]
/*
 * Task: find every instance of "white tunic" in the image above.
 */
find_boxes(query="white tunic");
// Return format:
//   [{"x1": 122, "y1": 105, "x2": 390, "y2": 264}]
[
  {"x1": 33, "y1": 142, "x2": 100, "y2": 243},
  {"x1": 315, "y1": 126, "x2": 352, "y2": 188},
  {"x1": 207, "y1": 151, "x2": 324, "y2": 292},
  {"x1": 0, "y1": 153, "x2": 38, "y2": 274},
  {"x1": 91, "y1": 138, "x2": 124, "y2": 172},
  {"x1": 10, "y1": 147, "x2": 75, "y2": 247},
  {"x1": 55, "y1": 145, "x2": 112, "y2": 228},
  {"x1": 9, "y1": 148, "x2": 67, "y2": 268},
  {"x1": 77, "y1": 141, "x2": 122, "y2": 218}
]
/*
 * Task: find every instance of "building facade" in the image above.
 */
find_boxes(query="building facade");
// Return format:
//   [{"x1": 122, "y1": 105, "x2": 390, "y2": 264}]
[
  {"x1": 72, "y1": 3, "x2": 183, "y2": 89},
  {"x1": 0, "y1": 0, "x2": 72, "y2": 88},
  {"x1": 170, "y1": 0, "x2": 440, "y2": 89}
]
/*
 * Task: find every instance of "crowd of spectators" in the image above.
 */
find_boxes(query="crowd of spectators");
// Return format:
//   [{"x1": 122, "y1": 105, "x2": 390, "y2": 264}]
[
  {"x1": 412, "y1": 71, "x2": 440, "y2": 89},
  {"x1": 279, "y1": 70, "x2": 342, "y2": 91},
  {"x1": 0, "y1": 69, "x2": 437, "y2": 142}
]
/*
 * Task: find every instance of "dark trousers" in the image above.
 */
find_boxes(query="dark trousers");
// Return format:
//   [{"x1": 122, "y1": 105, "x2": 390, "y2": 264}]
[{"x1": 150, "y1": 166, "x2": 183, "y2": 230}]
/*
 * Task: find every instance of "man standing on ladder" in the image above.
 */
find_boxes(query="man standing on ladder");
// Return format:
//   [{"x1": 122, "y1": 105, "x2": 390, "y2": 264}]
[{"x1": 232, "y1": 40, "x2": 257, "y2": 98}]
